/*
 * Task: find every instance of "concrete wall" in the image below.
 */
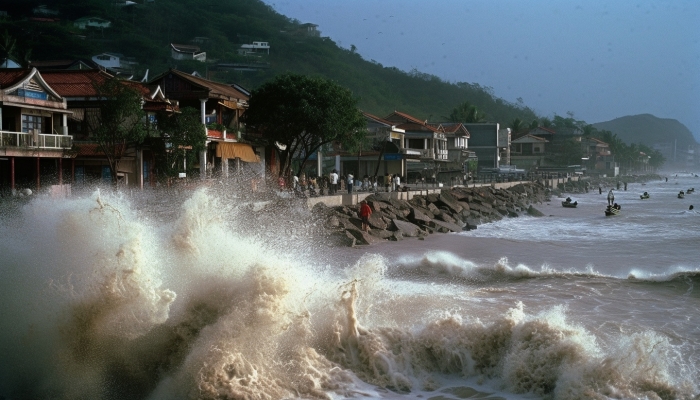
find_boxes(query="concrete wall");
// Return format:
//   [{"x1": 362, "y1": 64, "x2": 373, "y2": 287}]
[{"x1": 304, "y1": 179, "x2": 549, "y2": 209}]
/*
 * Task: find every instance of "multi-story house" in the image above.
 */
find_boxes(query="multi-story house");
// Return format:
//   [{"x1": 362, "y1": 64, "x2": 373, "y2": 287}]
[
  {"x1": 41, "y1": 69, "x2": 179, "y2": 187},
  {"x1": 510, "y1": 133, "x2": 549, "y2": 171},
  {"x1": 0, "y1": 68, "x2": 73, "y2": 194},
  {"x1": 383, "y1": 111, "x2": 448, "y2": 183},
  {"x1": 149, "y1": 68, "x2": 258, "y2": 179}
]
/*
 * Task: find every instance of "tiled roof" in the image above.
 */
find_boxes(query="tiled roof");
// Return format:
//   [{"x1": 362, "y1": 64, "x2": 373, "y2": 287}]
[
  {"x1": 41, "y1": 70, "x2": 113, "y2": 97},
  {"x1": 362, "y1": 111, "x2": 395, "y2": 126},
  {"x1": 150, "y1": 68, "x2": 249, "y2": 101},
  {"x1": 0, "y1": 69, "x2": 32, "y2": 88},
  {"x1": 385, "y1": 110, "x2": 427, "y2": 126}
]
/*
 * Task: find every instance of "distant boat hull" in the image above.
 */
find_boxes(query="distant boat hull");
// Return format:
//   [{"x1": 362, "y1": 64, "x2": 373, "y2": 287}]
[
  {"x1": 605, "y1": 206, "x2": 620, "y2": 216},
  {"x1": 562, "y1": 201, "x2": 578, "y2": 208},
  {"x1": 640, "y1": 194, "x2": 649, "y2": 199}
]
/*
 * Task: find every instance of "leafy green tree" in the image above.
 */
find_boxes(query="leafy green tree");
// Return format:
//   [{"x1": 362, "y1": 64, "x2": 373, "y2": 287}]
[
  {"x1": 244, "y1": 73, "x2": 367, "y2": 177},
  {"x1": 547, "y1": 138, "x2": 584, "y2": 166},
  {"x1": 90, "y1": 78, "x2": 147, "y2": 185},
  {"x1": 151, "y1": 107, "x2": 207, "y2": 182},
  {"x1": 509, "y1": 117, "x2": 526, "y2": 133},
  {"x1": 446, "y1": 101, "x2": 487, "y2": 123}
]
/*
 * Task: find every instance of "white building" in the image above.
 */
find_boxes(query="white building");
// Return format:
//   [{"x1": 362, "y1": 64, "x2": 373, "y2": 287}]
[{"x1": 238, "y1": 41, "x2": 270, "y2": 56}]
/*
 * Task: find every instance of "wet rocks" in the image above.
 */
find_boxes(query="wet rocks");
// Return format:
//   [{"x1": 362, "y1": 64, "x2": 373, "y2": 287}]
[{"x1": 322, "y1": 183, "x2": 548, "y2": 246}]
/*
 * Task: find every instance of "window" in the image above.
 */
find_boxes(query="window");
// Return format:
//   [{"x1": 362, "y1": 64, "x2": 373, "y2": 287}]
[{"x1": 22, "y1": 114, "x2": 42, "y2": 133}]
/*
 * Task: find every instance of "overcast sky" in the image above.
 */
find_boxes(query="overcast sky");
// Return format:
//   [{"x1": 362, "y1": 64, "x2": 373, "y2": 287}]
[{"x1": 264, "y1": 0, "x2": 700, "y2": 140}]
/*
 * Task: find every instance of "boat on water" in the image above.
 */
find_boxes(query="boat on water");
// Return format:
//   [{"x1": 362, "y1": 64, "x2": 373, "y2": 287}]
[
  {"x1": 678, "y1": 191, "x2": 685, "y2": 199},
  {"x1": 605, "y1": 204, "x2": 621, "y2": 216},
  {"x1": 640, "y1": 192, "x2": 650, "y2": 199},
  {"x1": 562, "y1": 197, "x2": 578, "y2": 208},
  {"x1": 687, "y1": 188, "x2": 695, "y2": 194}
]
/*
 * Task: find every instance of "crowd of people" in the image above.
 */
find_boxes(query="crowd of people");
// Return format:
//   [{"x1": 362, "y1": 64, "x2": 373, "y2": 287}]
[{"x1": 287, "y1": 170, "x2": 405, "y2": 197}]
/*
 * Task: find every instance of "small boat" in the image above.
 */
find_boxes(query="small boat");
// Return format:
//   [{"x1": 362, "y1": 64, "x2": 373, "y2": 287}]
[
  {"x1": 678, "y1": 191, "x2": 685, "y2": 199},
  {"x1": 640, "y1": 193, "x2": 650, "y2": 199},
  {"x1": 562, "y1": 200, "x2": 578, "y2": 208},
  {"x1": 687, "y1": 188, "x2": 695, "y2": 194},
  {"x1": 605, "y1": 205, "x2": 621, "y2": 216}
]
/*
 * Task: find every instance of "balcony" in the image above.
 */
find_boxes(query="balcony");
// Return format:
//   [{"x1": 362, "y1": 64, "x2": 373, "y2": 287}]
[{"x1": 1, "y1": 130, "x2": 73, "y2": 149}]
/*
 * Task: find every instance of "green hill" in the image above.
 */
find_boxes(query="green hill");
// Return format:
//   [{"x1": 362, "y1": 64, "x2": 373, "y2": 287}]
[
  {"x1": 1, "y1": 0, "x2": 537, "y2": 124},
  {"x1": 592, "y1": 114, "x2": 698, "y2": 148}
]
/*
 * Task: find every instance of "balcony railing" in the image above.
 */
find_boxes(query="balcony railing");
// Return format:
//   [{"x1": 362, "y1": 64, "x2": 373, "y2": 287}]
[{"x1": 0, "y1": 130, "x2": 73, "y2": 149}]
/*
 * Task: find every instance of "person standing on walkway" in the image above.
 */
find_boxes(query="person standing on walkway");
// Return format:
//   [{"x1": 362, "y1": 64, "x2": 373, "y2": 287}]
[
  {"x1": 330, "y1": 169, "x2": 339, "y2": 194},
  {"x1": 394, "y1": 174, "x2": 401, "y2": 191},
  {"x1": 607, "y1": 189, "x2": 615, "y2": 206},
  {"x1": 385, "y1": 175, "x2": 392, "y2": 192},
  {"x1": 347, "y1": 172, "x2": 354, "y2": 194}
]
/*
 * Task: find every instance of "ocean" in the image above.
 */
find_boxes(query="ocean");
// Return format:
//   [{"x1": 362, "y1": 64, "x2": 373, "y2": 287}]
[{"x1": 0, "y1": 173, "x2": 698, "y2": 400}]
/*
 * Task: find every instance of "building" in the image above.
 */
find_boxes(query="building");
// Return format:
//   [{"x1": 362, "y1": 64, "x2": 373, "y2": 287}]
[
  {"x1": 238, "y1": 41, "x2": 270, "y2": 56},
  {"x1": 510, "y1": 134, "x2": 549, "y2": 170},
  {"x1": 149, "y1": 69, "x2": 257, "y2": 179},
  {"x1": 73, "y1": 17, "x2": 111, "y2": 29},
  {"x1": 463, "y1": 123, "x2": 502, "y2": 171},
  {"x1": 41, "y1": 69, "x2": 179, "y2": 188},
  {"x1": 0, "y1": 68, "x2": 73, "y2": 194},
  {"x1": 170, "y1": 44, "x2": 206, "y2": 62},
  {"x1": 383, "y1": 111, "x2": 448, "y2": 183}
]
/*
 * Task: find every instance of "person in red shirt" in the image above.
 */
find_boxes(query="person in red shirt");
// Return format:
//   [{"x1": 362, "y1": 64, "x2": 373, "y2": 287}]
[{"x1": 359, "y1": 200, "x2": 372, "y2": 232}]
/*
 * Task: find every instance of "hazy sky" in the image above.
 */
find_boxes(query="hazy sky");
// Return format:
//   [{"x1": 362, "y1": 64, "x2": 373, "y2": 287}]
[{"x1": 265, "y1": 0, "x2": 700, "y2": 140}]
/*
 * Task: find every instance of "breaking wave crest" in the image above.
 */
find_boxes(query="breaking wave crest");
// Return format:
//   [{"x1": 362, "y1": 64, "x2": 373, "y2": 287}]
[{"x1": 0, "y1": 189, "x2": 696, "y2": 399}]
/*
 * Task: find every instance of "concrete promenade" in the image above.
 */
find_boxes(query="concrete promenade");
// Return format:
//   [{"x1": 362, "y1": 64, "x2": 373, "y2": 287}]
[{"x1": 305, "y1": 176, "x2": 579, "y2": 208}]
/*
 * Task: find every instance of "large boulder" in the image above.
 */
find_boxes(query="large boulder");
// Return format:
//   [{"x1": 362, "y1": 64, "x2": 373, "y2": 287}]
[
  {"x1": 392, "y1": 219, "x2": 422, "y2": 237},
  {"x1": 432, "y1": 219, "x2": 464, "y2": 233},
  {"x1": 527, "y1": 205, "x2": 544, "y2": 217},
  {"x1": 438, "y1": 190, "x2": 464, "y2": 213}
]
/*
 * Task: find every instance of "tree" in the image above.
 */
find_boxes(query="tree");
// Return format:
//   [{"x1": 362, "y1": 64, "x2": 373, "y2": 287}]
[
  {"x1": 244, "y1": 73, "x2": 367, "y2": 177},
  {"x1": 90, "y1": 78, "x2": 147, "y2": 185},
  {"x1": 446, "y1": 101, "x2": 487, "y2": 123},
  {"x1": 151, "y1": 107, "x2": 207, "y2": 183},
  {"x1": 547, "y1": 138, "x2": 585, "y2": 166},
  {"x1": 509, "y1": 117, "x2": 525, "y2": 133}
]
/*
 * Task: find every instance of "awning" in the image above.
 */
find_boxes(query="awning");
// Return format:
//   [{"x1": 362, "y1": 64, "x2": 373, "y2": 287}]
[{"x1": 216, "y1": 142, "x2": 260, "y2": 163}]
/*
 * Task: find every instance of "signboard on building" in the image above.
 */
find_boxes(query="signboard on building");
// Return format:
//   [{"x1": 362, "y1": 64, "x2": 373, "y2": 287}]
[
  {"x1": 384, "y1": 153, "x2": 403, "y2": 160},
  {"x1": 17, "y1": 89, "x2": 48, "y2": 101}
]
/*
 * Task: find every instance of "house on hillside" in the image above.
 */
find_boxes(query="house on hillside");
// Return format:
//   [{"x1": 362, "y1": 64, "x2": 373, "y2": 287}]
[
  {"x1": 576, "y1": 136, "x2": 618, "y2": 176},
  {"x1": 73, "y1": 17, "x2": 111, "y2": 29},
  {"x1": 42, "y1": 69, "x2": 179, "y2": 188},
  {"x1": 0, "y1": 68, "x2": 73, "y2": 194},
  {"x1": 149, "y1": 68, "x2": 257, "y2": 180},
  {"x1": 299, "y1": 23, "x2": 320, "y2": 37},
  {"x1": 91, "y1": 53, "x2": 138, "y2": 76},
  {"x1": 383, "y1": 111, "x2": 448, "y2": 184},
  {"x1": 170, "y1": 44, "x2": 206, "y2": 62},
  {"x1": 238, "y1": 41, "x2": 270, "y2": 56}
]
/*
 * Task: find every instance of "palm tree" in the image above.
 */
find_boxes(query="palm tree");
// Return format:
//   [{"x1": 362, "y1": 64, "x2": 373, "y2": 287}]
[{"x1": 509, "y1": 117, "x2": 525, "y2": 133}]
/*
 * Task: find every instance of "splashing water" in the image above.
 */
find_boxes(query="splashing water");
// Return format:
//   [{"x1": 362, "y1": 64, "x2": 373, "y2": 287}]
[{"x1": 0, "y1": 188, "x2": 697, "y2": 399}]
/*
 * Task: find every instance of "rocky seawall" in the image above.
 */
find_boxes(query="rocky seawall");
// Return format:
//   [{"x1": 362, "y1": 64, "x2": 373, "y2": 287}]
[{"x1": 314, "y1": 183, "x2": 550, "y2": 246}]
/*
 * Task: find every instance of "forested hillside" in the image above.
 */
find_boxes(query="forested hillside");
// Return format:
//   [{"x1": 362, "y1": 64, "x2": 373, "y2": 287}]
[
  {"x1": 592, "y1": 114, "x2": 698, "y2": 148},
  {"x1": 0, "y1": 0, "x2": 538, "y2": 124}
]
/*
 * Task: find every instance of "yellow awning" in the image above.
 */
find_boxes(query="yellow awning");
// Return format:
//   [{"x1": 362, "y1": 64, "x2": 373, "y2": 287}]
[{"x1": 216, "y1": 142, "x2": 260, "y2": 163}]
